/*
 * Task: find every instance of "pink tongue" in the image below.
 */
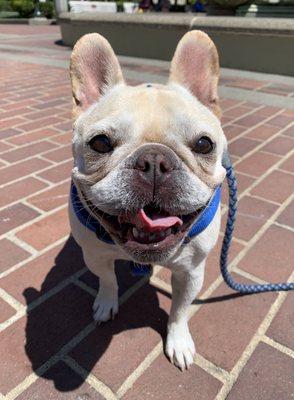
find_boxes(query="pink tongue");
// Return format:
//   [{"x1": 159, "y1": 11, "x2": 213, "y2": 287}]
[{"x1": 128, "y1": 209, "x2": 183, "y2": 232}]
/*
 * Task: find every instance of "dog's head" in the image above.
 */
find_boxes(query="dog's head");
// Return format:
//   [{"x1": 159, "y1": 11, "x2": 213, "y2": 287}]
[{"x1": 70, "y1": 31, "x2": 227, "y2": 264}]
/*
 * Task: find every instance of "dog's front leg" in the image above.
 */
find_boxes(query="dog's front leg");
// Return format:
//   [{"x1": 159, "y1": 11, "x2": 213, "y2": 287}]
[
  {"x1": 166, "y1": 261, "x2": 205, "y2": 370},
  {"x1": 83, "y1": 250, "x2": 118, "y2": 323}
]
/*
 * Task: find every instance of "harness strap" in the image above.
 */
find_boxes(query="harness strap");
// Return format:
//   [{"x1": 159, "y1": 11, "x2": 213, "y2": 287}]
[{"x1": 71, "y1": 183, "x2": 114, "y2": 244}]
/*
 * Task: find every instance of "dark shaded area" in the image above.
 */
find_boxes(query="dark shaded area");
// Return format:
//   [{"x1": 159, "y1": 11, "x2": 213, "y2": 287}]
[
  {"x1": 24, "y1": 236, "x2": 169, "y2": 392},
  {"x1": 194, "y1": 292, "x2": 253, "y2": 304}
]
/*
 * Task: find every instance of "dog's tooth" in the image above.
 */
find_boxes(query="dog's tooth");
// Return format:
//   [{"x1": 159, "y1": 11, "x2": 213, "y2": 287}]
[
  {"x1": 166, "y1": 228, "x2": 172, "y2": 236},
  {"x1": 133, "y1": 227, "x2": 139, "y2": 238},
  {"x1": 160, "y1": 231, "x2": 165, "y2": 238}
]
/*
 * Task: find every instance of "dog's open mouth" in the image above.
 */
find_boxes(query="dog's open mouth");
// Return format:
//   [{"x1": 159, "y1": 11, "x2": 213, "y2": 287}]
[{"x1": 87, "y1": 199, "x2": 205, "y2": 248}]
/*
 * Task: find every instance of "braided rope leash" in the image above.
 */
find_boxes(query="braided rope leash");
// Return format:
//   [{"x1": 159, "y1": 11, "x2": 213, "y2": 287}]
[{"x1": 220, "y1": 152, "x2": 294, "y2": 293}]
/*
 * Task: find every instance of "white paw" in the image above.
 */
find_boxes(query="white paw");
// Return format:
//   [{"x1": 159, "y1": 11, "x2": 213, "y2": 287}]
[
  {"x1": 92, "y1": 286, "x2": 118, "y2": 323},
  {"x1": 165, "y1": 323, "x2": 195, "y2": 371}
]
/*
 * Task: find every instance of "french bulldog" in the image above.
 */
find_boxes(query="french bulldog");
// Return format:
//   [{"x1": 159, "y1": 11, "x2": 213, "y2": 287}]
[{"x1": 69, "y1": 30, "x2": 227, "y2": 370}]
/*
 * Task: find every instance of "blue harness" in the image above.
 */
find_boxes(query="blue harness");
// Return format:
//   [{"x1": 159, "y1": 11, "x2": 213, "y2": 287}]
[{"x1": 71, "y1": 155, "x2": 294, "y2": 293}]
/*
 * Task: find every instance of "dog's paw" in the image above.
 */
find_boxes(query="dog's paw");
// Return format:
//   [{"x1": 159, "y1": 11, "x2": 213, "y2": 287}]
[
  {"x1": 165, "y1": 323, "x2": 195, "y2": 371},
  {"x1": 92, "y1": 286, "x2": 118, "y2": 323}
]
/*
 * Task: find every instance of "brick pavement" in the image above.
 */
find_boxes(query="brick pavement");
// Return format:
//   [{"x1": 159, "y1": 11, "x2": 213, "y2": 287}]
[{"x1": 0, "y1": 24, "x2": 293, "y2": 400}]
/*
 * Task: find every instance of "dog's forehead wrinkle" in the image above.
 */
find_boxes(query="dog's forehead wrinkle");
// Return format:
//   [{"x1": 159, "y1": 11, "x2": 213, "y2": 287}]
[{"x1": 86, "y1": 113, "x2": 133, "y2": 137}]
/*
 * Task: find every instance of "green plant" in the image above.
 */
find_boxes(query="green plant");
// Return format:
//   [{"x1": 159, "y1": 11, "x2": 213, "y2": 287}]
[
  {"x1": 0, "y1": 0, "x2": 13, "y2": 11},
  {"x1": 40, "y1": 0, "x2": 55, "y2": 18},
  {"x1": 10, "y1": 0, "x2": 35, "y2": 17}
]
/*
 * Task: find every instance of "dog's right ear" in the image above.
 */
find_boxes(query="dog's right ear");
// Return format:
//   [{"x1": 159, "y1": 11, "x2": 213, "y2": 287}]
[{"x1": 70, "y1": 33, "x2": 124, "y2": 119}]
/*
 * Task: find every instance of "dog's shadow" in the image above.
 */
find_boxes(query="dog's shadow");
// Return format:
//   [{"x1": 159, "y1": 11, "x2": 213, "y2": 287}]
[{"x1": 23, "y1": 236, "x2": 169, "y2": 392}]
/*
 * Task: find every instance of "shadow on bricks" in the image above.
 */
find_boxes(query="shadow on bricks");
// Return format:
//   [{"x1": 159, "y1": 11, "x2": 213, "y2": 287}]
[{"x1": 22, "y1": 236, "x2": 169, "y2": 392}]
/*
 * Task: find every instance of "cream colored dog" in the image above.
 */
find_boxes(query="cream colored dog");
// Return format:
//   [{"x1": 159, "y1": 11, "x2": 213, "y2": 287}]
[{"x1": 69, "y1": 31, "x2": 227, "y2": 370}]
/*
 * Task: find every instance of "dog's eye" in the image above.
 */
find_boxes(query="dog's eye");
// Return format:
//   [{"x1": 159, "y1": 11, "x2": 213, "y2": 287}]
[
  {"x1": 89, "y1": 134, "x2": 113, "y2": 153},
  {"x1": 193, "y1": 136, "x2": 214, "y2": 154}
]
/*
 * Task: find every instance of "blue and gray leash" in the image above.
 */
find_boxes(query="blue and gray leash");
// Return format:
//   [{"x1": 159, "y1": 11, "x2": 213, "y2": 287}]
[{"x1": 220, "y1": 152, "x2": 294, "y2": 294}]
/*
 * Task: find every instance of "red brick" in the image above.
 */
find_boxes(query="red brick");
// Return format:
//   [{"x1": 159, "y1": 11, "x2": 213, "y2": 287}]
[
  {"x1": 276, "y1": 200, "x2": 294, "y2": 228},
  {"x1": 0, "y1": 141, "x2": 13, "y2": 153},
  {"x1": 0, "y1": 128, "x2": 22, "y2": 139},
  {"x1": 235, "y1": 151, "x2": 280, "y2": 177},
  {"x1": 24, "y1": 107, "x2": 60, "y2": 121},
  {"x1": 0, "y1": 238, "x2": 30, "y2": 273},
  {"x1": 260, "y1": 87, "x2": 288, "y2": 96},
  {"x1": 16, "y1": 116, "x2": 64, "y2": 132},
  {"x1": 261, "y1": 136, "x2": 294, "y2": 155},
  {"x1": 16, "y1": 362, "x2": 104, "y2": 399},
  {"x1": 267, "y1": 113, "x2": 293, "y2": 128},
  {"x1": 28, "y1": 180, "x2": 70, "y2": 211},
  {"x1": 49, "y1": 131, "x2": 71, "y2": 145},
  {"x1": 266, "y1": 83, "x2": 294, "y2": 93},
  {"x1": 225, "y1": 106, "x2": 252, "y2": 119},
  {"x1": 282, "y1": 125, "x2": 294, "y2": 138},
  {"x1": 282, "y1": 109, "x2": 294, "y2": 117},
  {"x1": 0, "y1": 157, "x2": 51, "y2": 185},
  {"x1": 266, "y1": 294, "x2": 294, "y2": 349},
  {"x1": 239, "y1": 225, "x2": 294, "y2": 282},
  {"x1": 241, "y1": 101, "x2": 260, "y2": 109},
  {"x1": 33, "y1": 98, "x2": 65, "y2": 110},
  {"x1": 0, "y1": 177, "x2": 47, "y2": 208},
  {"x1": 189, "y1": 274, "x2": 277, "y2": 371},
  {"x1": 42, "y1": 144, "x2": 72, "y2": 162},
  {"x1": 0, "y1": 237, "x2": 85, "y2": 304},
  {"x1": 226, "y1": 343, "x2": 294, "y2": 400},
  {"x1": 0, "y1": 285, "x2": 92, "y2": 394},
  {"x1": 279, "y1": 154, "x2": 294, "y2": 173},
  {"x1": 221, "y1": 115, "x2": 234, "y2": 125},
  {"x1": 1, "y1": 99, "x2": 38, "y2": 111},
  {"x1": 228, "y1": 138, "x2": 259, "y2": 157},
  {"x1": 227, "y1": 196, "x2": 278, "y2": 242},
  {"x1": 54, "y1": 121, "x2": 72, "y2": 132},
  {"x1": 257, "y1": 106, "x2": 282, "y2": 117},
  {"x1": 0, "y1": 203, "x2": 39, "y2": 235},
  {"x1": 228, "y1": 79, "x2": 265, "y2": 90},
  {"x1": 0, "y1": 298, "x2": 15, "y2": 323},
  {"x1": 223, "y1": 124, "x2": 244, "y2": 141},
  {"x1": 0, "y1": 116, "x2": 27, "y2": 129},
  {"x1": 7, "y1": 128, "x2": 59, "y2": 146},
  {"x1": 70, "y1": 284, "x2": 171, "y2": 392},
  {"x1": 1, "y1": 141, "x2": 57, "y2": 163},
  {"x1": 219, "y1": 98, "x2": 241, "y2": 111},
  {"x1": 124, "y1": 353, "x2": 222, "y2": 400},
  {"x1": 234, "y1": 112, "x2": 266, "y2": 128},
  {"x1": 38, "y1": 160, "x2": 72, "y2": 183},
  {"x1": 16, "y1": 207, "x2": 70, "y2": 251},
  {"x1": 0, "y1": 107, "x2": 32, "y2": 120},
  {"x1": 235, "y1": 172, "x2": 255, "y2": 194},
  {"x1": 252, "y1": 170, "x2": 294, "y2": 203},
  {"x1": 246, "y1": 124, "x2": 279, "y2": 141}
]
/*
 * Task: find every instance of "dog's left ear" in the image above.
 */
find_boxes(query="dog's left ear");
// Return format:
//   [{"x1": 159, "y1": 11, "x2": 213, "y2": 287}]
[
  {"x1": 169, "y1": 30, "x2": 221, "y2": 119},
  {"x1": 70, "y1": 33, "x2": 124, "y2": 119}
]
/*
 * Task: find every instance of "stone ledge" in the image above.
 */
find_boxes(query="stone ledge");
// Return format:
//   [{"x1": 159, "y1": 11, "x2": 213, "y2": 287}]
[{"x1": 58, "y1": 13, "x2": 294, "y2": 76}]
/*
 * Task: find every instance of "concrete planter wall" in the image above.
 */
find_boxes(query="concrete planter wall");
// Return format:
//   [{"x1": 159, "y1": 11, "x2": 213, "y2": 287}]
[
  {"x1": 58, "y1": 13, "x2": 294, "y2": 76},
  {"x1": 69, "y1": 1, "x2": 117, "y2": 13}
]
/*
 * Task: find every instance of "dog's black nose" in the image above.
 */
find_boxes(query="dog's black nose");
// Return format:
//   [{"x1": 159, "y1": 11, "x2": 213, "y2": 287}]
[{"x1": 134, "y1": 145, "x2": 178, "y2": 184}]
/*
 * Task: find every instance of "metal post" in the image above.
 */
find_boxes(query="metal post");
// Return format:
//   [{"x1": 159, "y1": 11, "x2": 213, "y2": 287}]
[{"x1": 54, "y1": 0, "x2": 68, "y2": 15}]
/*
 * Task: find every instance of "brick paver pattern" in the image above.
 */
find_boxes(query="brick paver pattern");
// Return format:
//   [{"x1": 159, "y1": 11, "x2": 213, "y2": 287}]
[{"x1": 0, "y1": 25, "x2": 293, "y2": 400}]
